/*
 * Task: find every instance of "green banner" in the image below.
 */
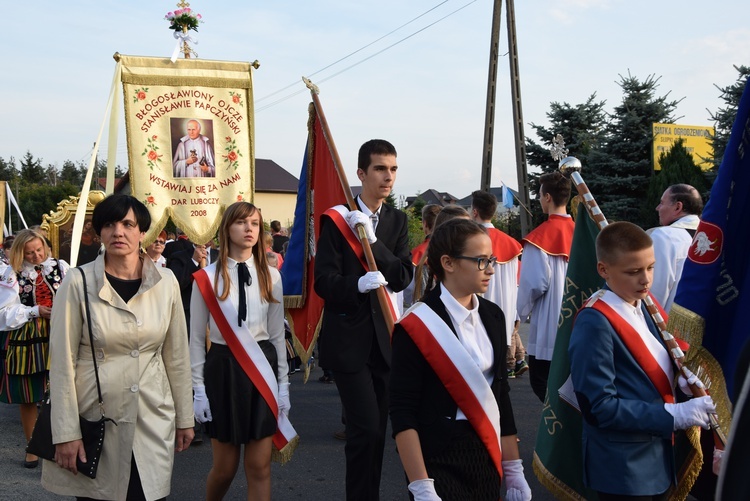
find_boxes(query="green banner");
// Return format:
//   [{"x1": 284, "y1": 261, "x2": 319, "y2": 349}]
[{"x1": 533, "y1": 202, "x2": 603, "y2": 501}]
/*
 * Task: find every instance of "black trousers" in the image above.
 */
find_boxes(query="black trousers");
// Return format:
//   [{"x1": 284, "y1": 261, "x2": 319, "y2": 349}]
[
  {"x1": 333, "y1": 338, "x2": 389, "y2": 501},
  {"x1": 76, "y1": 454, "x2": 165, "y2": 501},
  {"x1": 528, "y1": 355, "x2": 551, "y2": 403}
]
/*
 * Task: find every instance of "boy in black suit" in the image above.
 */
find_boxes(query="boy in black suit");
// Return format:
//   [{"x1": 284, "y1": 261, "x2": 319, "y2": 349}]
[{"x1": 314, "y1": 139, "x2": 413, "y2": 500}]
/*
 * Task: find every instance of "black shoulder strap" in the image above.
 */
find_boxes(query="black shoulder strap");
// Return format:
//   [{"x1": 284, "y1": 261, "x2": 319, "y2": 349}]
[{"x1": 77, "y1": 267, "x2": 106, "y2": 415}]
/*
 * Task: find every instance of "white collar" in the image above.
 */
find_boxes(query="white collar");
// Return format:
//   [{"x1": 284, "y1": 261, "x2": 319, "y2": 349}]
[
  {"x1": 356, "y1": 196, "x2": 381, "y2": 218},
  {"x1": 227, "y1": 256, "x2": 254, "y2": 270},
  {"x1": 20, "y1": 257, "x2": 56, "y2": 279},
  {"x1": 440, "y1": 283, "x2": 479, "y2": 328},
  {"x1": 668, "y1": 214, "x2": 700, "y2": 230}
]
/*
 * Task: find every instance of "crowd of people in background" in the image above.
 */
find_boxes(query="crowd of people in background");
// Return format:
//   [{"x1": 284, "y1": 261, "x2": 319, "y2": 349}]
[{"x1": 0, "y1": 141, "x2": 732, "y2": 500}]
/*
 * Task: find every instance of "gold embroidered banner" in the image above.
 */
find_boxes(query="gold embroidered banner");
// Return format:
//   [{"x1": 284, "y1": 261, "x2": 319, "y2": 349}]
[{"x1": 119, "y1": 54, "x2": 255, "y2": 244}]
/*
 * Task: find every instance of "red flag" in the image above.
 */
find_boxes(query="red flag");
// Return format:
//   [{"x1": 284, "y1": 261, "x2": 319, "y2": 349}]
[{"x1": 283, "y1": 104, "x2": 347, "y2": 379}]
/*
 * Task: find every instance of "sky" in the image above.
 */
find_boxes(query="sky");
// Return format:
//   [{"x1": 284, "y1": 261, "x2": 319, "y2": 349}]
[{"x1": 2, "y1": 0, "x2": 749, "y2": 205}]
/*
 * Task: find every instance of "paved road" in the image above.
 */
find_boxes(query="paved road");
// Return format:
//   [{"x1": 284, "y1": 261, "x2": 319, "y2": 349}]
[{"x1": 0, "y1": 324, "x2": 559, "y2": 500}]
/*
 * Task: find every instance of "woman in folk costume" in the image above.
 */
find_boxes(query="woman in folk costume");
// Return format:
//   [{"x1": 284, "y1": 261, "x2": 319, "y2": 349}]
[
  {"x1": 0, "y1": 228, "x2": 68, "y2": 468},
  {"x1": 190, "y1": 202, "x2": 294, "y2": 501},
  {"x1": 389, "y1": 219, "x2": 531, "y2": 501}
]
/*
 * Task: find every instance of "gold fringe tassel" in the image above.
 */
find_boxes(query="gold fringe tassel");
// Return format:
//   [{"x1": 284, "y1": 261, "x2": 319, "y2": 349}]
[
  {"x1": 532, "y1": 452, "x2": 586, "y2": 501},
  {"x1": 668, "y1": 427, "x2": 702, "y2": 501},
  {"x1": 271, "y1": 434, "x2": 300, "y2": 465},
  {"x1": 667, "y1": 304, "x2": 734, "y2": 437}
]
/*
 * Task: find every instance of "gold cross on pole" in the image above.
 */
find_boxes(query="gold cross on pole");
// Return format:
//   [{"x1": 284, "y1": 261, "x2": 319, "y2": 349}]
[{"x1": 176, "y1": 1, "x2": 190, "y2": 8}]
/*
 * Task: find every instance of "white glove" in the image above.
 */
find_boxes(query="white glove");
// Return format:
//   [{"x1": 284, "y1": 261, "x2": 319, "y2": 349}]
[
  {"x1": 278, "y1": 382, "x2": 291, "y2": 416},
  {"x1": 713, "y1": 447, "x2": 724, "y2": 475},
  {"x1": 503, "y1": 459, "x2": 532, "y2": 501},
  {"x1": 407, "y1": 478, "x2": 441, "y2": 501},
  {"x1": 677, "y1": 367, "x2": 705, "y2": 396},
  {"x1": 664, "y1": 395, "x2": 716, "y2": 430},
  {"x1": 193, "y1": 385, "x2": 213, "y2": 424},
  {"x1": 345, "y1": 210, "x2": 377, "y2": 244},
  {"x1": 358, "y1": 271, "x2": 388, "y2": 293}
]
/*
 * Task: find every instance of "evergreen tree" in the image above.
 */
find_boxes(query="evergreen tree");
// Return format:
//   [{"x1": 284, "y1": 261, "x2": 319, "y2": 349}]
[
  {"x1": 525, "y1": 94, "x2": 608, "y2": 226},
  {"x1": 60, "y1": 160, "x2": 84, "y2": 187},
  {"x1": 708, "y1": 65, "x2": 750, "y2": 171},
  {"x1": 409, "y1": 194, "x2": 426, "y2": 220},
  {"x1": 0, "y1": 156, "x2": 18, "y2": 182},
  {"x1": 641, "y1": 139, "x2": 709, "y2": 228},
  {"x1": 385, "y1": 192, "x2": 397, "y2": 209},
  {"x1": 20, "y1": 151, "x2": 46, "y2": 185},
  {"x1": 526, "y1": 94, "x2": 608, "y2": 185},
  {"x1": 586, "y1": 73, "x2": 680, "y2": 224}
]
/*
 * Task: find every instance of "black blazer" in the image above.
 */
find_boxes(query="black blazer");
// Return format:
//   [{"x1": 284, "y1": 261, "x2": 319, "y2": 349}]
[
  {"x1": 167, "y1": 247, "x2": 219, "y2": 311},
  {"x1": 314, "y1": 202, "x2": 413, "y2": 372},
  {"x1": 163, "y1": 238, "x2": 193, "y2": 260},
  {"x1": 389, "y1": 286, "x2": 517, "y2": 459}
]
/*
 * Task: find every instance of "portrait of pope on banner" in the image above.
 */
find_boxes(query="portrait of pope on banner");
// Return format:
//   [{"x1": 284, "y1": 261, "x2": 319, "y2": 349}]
[{"x1": 171, "y1": 117, "x2": 216, "y2": 178}]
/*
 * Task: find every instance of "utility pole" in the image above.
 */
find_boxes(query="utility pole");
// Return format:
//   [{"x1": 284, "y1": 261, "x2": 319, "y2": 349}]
[
  {"x1": 479, "y1": 0, "x2": 502, "y2": 193},
  {"x1": 479, "y1": 0, "x2": 532, "y2": 236},
  {"x1": 506, "y1": 0, "x2": 531, "y2": 236}
]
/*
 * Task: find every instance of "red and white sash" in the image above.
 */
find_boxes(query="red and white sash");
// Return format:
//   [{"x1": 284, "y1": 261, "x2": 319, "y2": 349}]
[
  {"x1": 323, "y1": 205, "x2": 401, "y2": 319},
  {"x1": 193, "y1": 268, "x2": 298, "y2": 453},
  {"x1": 584, "y1": 289, "x2": 675, "y2": 403},
  {"x1": 398, "y1": 302, "x2": 503, "y2": 478}
]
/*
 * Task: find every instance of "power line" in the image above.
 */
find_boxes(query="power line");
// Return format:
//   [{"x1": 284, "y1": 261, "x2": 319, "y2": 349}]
[
  {"x1": 255, "y1": 1, "x2": 451, "y2": 104},
  {"x1": 255, "y1": 0, "x2": 478, "y2": 113}
]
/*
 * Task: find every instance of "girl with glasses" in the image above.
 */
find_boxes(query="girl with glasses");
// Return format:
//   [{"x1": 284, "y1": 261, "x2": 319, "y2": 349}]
[{"x1": 389, "y1": 218, "x2": 531, "y2": 501}]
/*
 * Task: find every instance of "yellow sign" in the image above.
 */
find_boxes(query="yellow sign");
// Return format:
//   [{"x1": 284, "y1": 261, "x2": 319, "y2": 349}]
[
  {"x1": 120, "y1": 54, "x2": 256, "y2": 245},
  {"x1": 652, "y1": 123, "x2": 714, "y2": 171}
]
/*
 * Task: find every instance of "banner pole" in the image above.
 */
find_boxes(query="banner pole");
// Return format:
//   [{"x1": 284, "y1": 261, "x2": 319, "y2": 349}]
[
  {"x1": 70, "y1": 59, "x2": 122, "y2": 266},
  {"x1": 303, "y1": 77, "x2": 396, "y2": 334}
]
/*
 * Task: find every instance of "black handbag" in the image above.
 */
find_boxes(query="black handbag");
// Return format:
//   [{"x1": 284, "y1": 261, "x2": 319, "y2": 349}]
[{"x1": 27, "y1": 267, "x2": 115, "y2": 479}]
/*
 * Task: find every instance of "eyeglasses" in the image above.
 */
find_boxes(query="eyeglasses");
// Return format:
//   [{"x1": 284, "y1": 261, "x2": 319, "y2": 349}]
[
  {"x1": 154, "y1": 240, "x2": 166, "y2": 245},
  {"x1": 454, "y1": 255, "x2": 497, "y2": 271}
]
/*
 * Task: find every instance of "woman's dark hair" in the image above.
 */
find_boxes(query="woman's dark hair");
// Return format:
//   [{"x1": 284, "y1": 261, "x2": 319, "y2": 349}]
[
  {"x1": 427, "y1": 218, "x2": 487, "y2": 283},
  {"x1": 92, "y1": 195, "x2": 151, "y2": 235}
]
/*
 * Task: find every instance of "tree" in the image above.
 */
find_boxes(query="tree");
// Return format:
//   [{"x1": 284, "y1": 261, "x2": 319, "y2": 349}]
[
  {"x1": 708, "y1": 65, "x2": 750, "y2": 171},
  {"x1": 586, "y1": 73, "x2": 680, "y2": 224},
  {"x1": 385, "y1": 192, "x2": 397, "y2": 209},
  {"x1": 525, "y1": 94, "x2": 608, "y2": 227},
  {"x1": 0, "y1": 156, "x2": 18, "y2": 182},
  {"x1": 17, "y1": 182, "x2": 80, "y2": 227},
  {"x1": 19, "y1": 151, "x2": 46, "y2": 185},
  {"x1": 641, "y1": 139, "x2": 710, "y2": 228},
  {"x1": 409, "y1": 194, "x2": 427, "y2": 221},
  {"x1": 526, "y1": 94, "x2": 609, "y2": 185},
  {"x1": 60, "y1": 160, "x2": 84, "y2": 187}
]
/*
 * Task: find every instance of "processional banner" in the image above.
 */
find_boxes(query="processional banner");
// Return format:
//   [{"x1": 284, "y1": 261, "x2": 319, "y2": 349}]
[{"x1": 119, "y1": 54, "x2": 255, "y2": 244}]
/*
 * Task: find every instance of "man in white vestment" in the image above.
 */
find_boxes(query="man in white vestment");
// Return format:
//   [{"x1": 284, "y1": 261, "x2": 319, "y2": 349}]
[
  {"x1": 470, "y1": 190, "x2": 526, "y2": 378},
  {"x1": 517, "y1": 172, "x2": 574, "y2": 402},
  {"x1": 173, "y1": 119, "x2": 216, "y2": 178},
  {"x1": 647, "y1": 184, "x2": 703, "y2": 313}
]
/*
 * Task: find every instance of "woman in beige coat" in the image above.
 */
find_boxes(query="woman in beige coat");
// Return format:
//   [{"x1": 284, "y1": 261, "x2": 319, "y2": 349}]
[{"x1": 42, "y1": 195, "x2": 194, "y2": 500}]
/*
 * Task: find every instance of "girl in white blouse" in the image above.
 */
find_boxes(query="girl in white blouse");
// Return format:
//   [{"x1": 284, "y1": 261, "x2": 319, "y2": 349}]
[{"x1": 189, "y1": 202, "x2": 288, "y2": 501}]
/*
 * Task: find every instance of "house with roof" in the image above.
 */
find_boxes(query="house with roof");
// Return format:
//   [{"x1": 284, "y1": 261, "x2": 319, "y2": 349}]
[{"x1": 404, "y1": 189, "x2": 460, "y2": 210}]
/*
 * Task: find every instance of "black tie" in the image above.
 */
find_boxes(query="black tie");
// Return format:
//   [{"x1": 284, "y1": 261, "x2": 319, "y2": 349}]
[{"x1": 237, "y1": 262, "x2": 252, "y2": 326}]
